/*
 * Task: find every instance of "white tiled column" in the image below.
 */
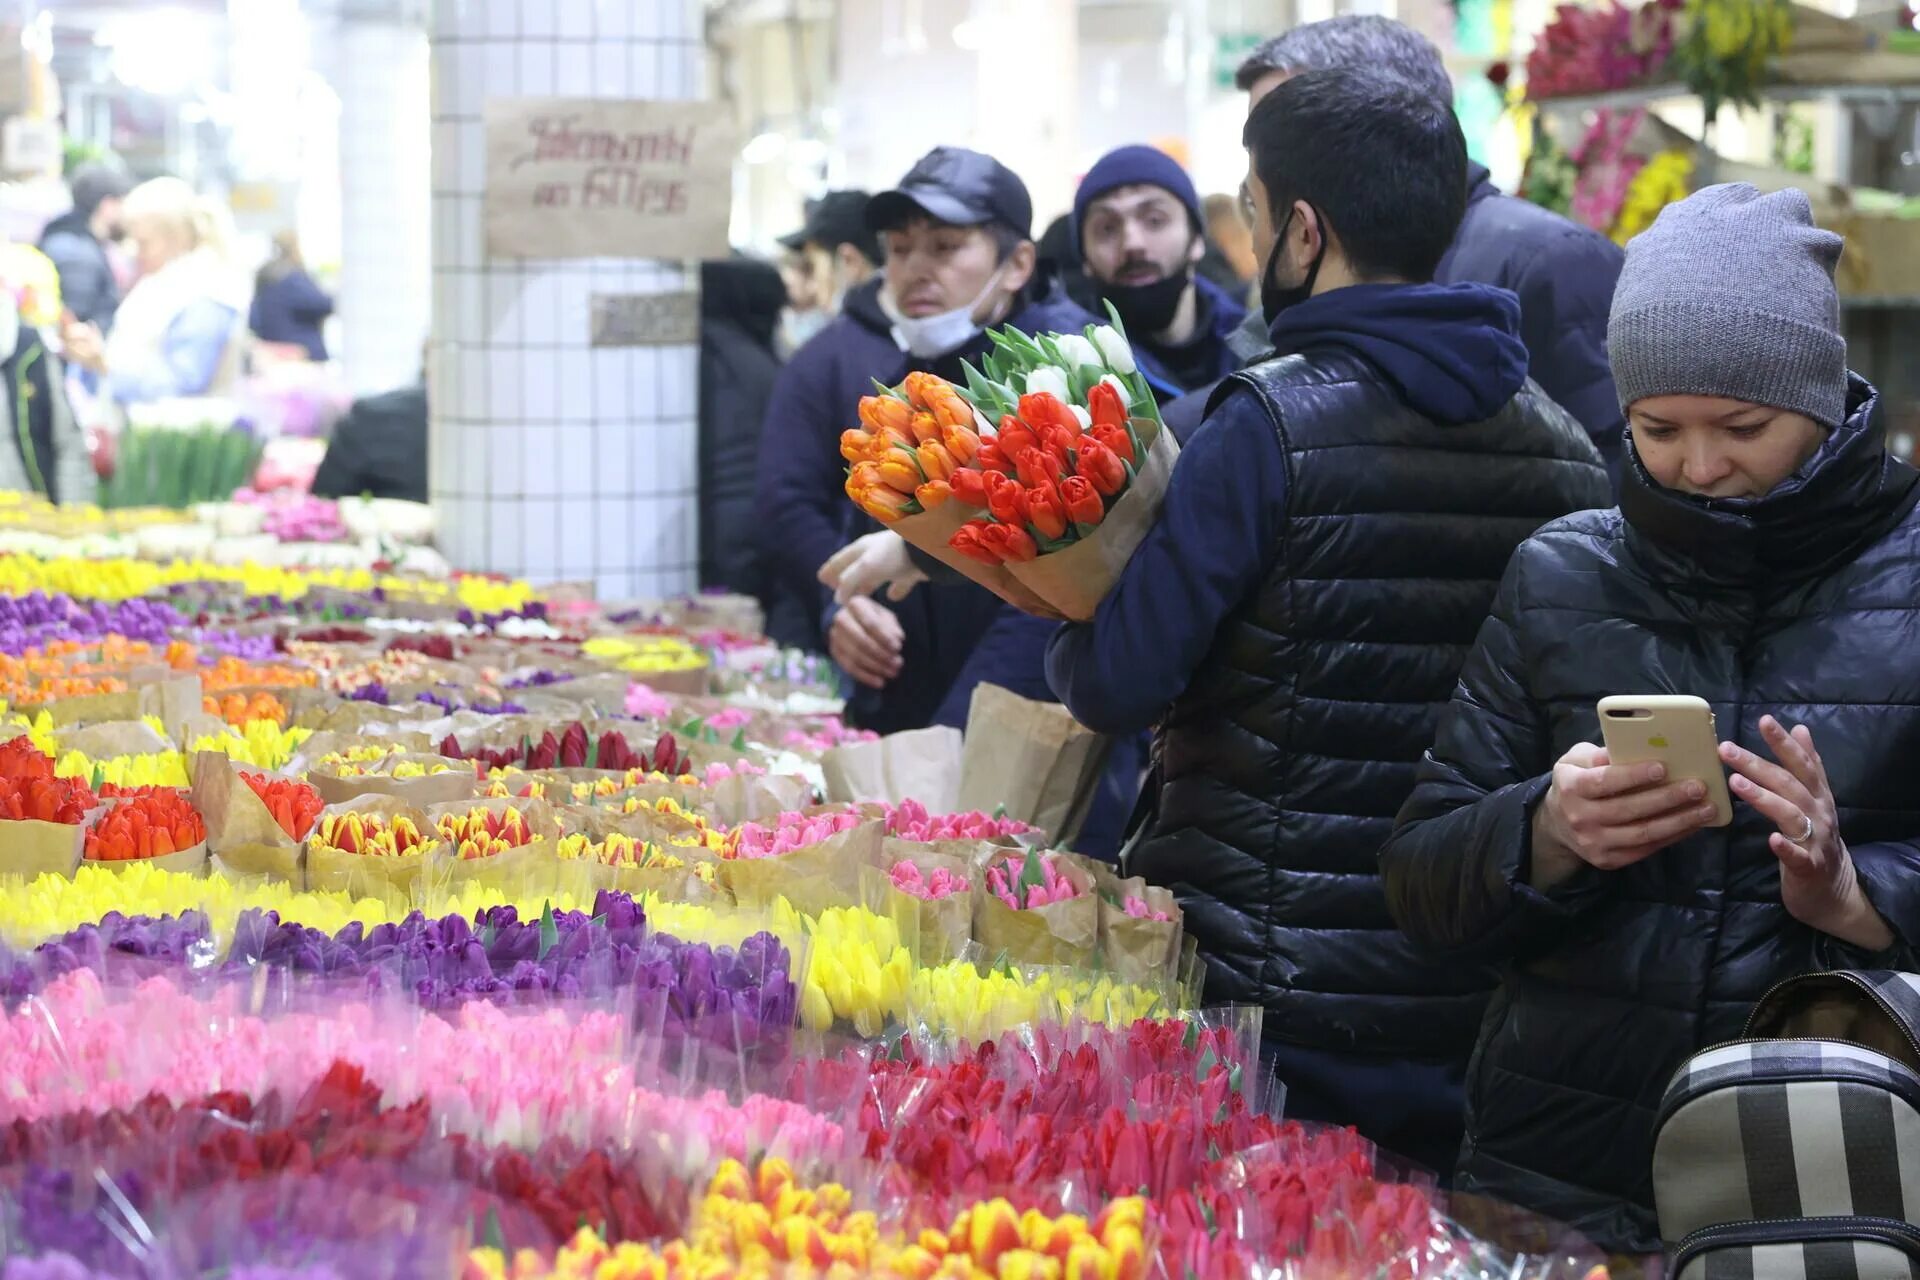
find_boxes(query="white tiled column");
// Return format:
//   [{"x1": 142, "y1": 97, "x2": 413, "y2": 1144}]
[
  {"x1": 338, "y1": 17, "x2": 432, "y2": 397},
  {"x1": 429, "y1": 0, "x2": 703, "y2": 598}
]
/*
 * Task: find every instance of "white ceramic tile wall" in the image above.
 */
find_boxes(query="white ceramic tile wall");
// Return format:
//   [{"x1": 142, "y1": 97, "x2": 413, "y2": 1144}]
[{"x1": 428, "y1": 0, "x2": 704, "y2": 600}]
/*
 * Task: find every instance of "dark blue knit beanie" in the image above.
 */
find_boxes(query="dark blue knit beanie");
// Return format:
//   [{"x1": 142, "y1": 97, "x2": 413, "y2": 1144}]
[{"x1": 1072, "y1": 145, "x2": 1203, "y2": 257}]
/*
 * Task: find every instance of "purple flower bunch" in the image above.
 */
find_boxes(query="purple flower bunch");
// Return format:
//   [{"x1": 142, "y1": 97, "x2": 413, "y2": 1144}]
[
  {"x1": 184, "y1": 628, "x2": 281, "y2": 662},
  {"x1": 502, "y1": 669, "x2": 574, "y2": 690},
  {"x1": 0, "y1": 593, "x2": 185, "y2": 655},
  {"x1": 412, "y1": 689, "x2": 528, "y2": 716},
  {"x1": 0, "y1": 911, "x2": 214, "y2": 1003}
]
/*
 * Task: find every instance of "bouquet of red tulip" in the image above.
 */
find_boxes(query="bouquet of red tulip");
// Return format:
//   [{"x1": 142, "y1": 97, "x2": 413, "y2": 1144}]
[{"x1": 843, "y1": 305, "x2": 1178, "y2": 620}]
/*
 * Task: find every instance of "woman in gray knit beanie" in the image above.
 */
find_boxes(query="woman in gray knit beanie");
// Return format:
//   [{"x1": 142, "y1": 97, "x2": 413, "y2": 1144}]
[
  {"x1": 1382, "y1": 183, "x2": 1920, "y2": 1257},
  {"x1": 1606, "y1": 182, "x2": 1850, "y2": 498}
]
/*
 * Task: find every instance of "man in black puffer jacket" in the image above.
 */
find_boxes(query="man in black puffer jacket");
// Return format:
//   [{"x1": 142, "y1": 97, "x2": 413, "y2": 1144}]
[
  {"x1": 1045, "y1": 69, "x2": 1609, "y2": 1171},
  {"x1": 1381, "y1": 184, "x2": 1920, "y2": 1255}
]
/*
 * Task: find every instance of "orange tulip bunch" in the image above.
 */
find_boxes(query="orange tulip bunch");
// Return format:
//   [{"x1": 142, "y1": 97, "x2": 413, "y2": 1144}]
[
  {"x1": 949, "y1": 381, "x2": 1145, "y2": 567},
  {"x1": 842, "y1": 372, "x2": 983, "y2": 525}
]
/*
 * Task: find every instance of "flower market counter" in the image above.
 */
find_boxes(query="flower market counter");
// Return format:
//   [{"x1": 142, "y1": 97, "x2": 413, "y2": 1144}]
[{"x1": 0, "y1": 551, "x2": 1608, "y2": 1280}]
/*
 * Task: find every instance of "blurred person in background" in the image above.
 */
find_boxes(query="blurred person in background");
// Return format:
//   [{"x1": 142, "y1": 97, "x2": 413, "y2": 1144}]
[
  {"x1": 698, "y1": 255, "x2": 815, "y2": 648},
  {"x1": 1074, "y1": 145, "x2": 1248, "y2": 398},
  {"x1": 0, "y1": 297, "x2": 94, "y2": 505},
  {"x1": 59, "y1": 177, "x2": 250, "y2": 410},
  {"x1": 39, "y1": 164, "x2": 131, "y2": 332},
  {"x1": 249, "y1": 230, "x2": 334, "y2": 362},
  {"x1": 1163, "y1": 16, "x2": 1626, "y2": 477},
  {"x1": 1202, "y1": 192, "x2": 1258, "y2": 292},
  {"x1": 775, "y1": 191, "x2": 879, "y2": 358},
  {"x1": 311, "y1": 355, "x2": 427, "y2": 505}
]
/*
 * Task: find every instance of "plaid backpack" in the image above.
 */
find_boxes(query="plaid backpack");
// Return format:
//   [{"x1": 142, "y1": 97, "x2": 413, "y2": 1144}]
[{"x1": 1654, "y1": 970, "x2": 1920, "y2": 1279}]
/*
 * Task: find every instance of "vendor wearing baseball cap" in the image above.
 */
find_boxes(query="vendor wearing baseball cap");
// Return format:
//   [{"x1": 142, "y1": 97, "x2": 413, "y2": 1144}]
[
  {"x1": 777, "y1": 190, "x2": 880, "y2": 343},
  {"x1": 754, "y1": 144, "x2": 1140, "y2": 856},
  {"x1": 1073, "y1": 145, "x2": 1249, "y2": 398}
]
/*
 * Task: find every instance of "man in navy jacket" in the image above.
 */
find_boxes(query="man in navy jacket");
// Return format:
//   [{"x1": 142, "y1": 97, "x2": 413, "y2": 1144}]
[
  {"x1": 1071, "y1": 145, "x2": 1248, "y2": 400},
  {"x1": 1165, "y1": 16, "x2": 1625, "y2": 478},
  {"x1": 752, "y1": 147, "x2": 1101, "y2": 737}
]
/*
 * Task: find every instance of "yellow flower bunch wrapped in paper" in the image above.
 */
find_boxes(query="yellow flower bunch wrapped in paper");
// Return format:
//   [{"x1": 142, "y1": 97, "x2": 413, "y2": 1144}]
[
  {"x1": 54, "y1": 749, "x2": 190, "y2": 790},
  {"x1": 191, "y1": 720, "x2": 311, "y2": 770},
  {"x1": 581, "y1": 634, "x2": 707, "y2": 675}
]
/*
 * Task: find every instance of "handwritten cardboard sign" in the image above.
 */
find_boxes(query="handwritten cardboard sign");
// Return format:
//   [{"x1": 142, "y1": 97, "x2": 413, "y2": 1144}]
[
  {"x1": 590, "y1": 292, "x2": 699, "y2": 347},
  {"x1": 485, "y1": 98, "x2": 736, "y2": 261}
]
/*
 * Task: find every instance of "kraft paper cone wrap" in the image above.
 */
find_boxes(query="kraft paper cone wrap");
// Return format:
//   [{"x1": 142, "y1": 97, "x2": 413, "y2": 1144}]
[
  {"x1": 57, "y1": 720, "x2": 171, "y2": 759},
  {"x1": 1100, "y1": 883, "x2": 1183, "y2": 986},
  {"x1": 821, "y1": 727, "x2": 963, "y2": 810},
  {"x1": 191, "y1": 752, "x2": 303, "y2": 887},
  {"x1": 719, "y1": 818, "x2": 882, "y2": 916},
  {"x1": 0, "y1": 818, "x2": 85, "y2": 880},
  {"x1": 970, "y1": 853, "x2": 1099, "y2": 968},
  {"x1": 890, "y1": 499, "x2": 1068, "y2": 616},
  {"x1": 1003, "y1": 417, "x2": 1179, "y2": 622},
  {"x1": 876, "y1": 840, "x2": 981, "y2": 964},
  {"x1": 304, "y1": 794, "x2": 437, "y2": 902},
  {"x1": 85, "y1": 841, "x2": 208, "y2": 877},
  {"x1": 308, "y1": 755, "x2": 478, "y2": 808}
]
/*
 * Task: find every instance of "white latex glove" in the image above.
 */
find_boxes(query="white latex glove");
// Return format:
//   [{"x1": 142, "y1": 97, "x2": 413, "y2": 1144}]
[{"x1": 818, "y1": 531, "x2": 927, "y2": 604}]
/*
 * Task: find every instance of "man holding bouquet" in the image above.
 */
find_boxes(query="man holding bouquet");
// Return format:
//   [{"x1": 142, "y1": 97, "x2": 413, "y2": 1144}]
[{"x1": 1045, "y1": 69, "x2": 1610, "y2": 1169}]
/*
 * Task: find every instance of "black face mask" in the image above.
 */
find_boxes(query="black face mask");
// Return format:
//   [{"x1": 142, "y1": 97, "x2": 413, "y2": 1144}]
[
  {"x1": 1260, "y1": 204, "x2": 1327, "y2": 327},
  {"x1": 1103, "y1": 265, "x2": 1192, "y2": 336}
]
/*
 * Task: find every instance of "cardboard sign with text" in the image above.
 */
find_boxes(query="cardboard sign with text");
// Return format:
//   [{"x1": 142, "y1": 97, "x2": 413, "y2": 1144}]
[{"x1": 485, "y1": 98, "x2": 735, "y2": 261}]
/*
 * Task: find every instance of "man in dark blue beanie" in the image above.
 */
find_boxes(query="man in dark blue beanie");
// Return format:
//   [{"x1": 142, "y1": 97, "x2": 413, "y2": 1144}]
[{"x1": 1073, "y1": 145, "x2": 1247, "y2": 400}]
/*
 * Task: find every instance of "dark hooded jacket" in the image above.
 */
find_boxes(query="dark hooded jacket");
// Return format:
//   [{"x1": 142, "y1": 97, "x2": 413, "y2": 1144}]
[{"x1": 1379, "y1": 375, "x2": 1920, "y2": 1252}]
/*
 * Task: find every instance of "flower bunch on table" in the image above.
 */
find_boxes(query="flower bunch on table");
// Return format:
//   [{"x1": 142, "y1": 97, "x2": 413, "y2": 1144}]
[
  {"x1": 0, "y1": 735, "x2": 94, "y2": 823},
  {"x1": 885, "y1": 798, "x2": 1031, "y2": 842},
  {"x1": 83, "y1": 790, "x2": 203, "y2": 861},
  {"x1": 191, "y1": 719, "x2": 312, "y2": 769},
  {"x1": 0, "y1": 592, "x2": 185, "y2": 655}
]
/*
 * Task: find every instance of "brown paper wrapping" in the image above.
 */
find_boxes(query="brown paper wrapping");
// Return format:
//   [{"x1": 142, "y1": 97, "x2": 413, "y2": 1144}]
[
  {"x1": 876, "y1": 839, "x2": 981, "y2": 963},
  {"x1": 308, "y1": 755, "x2": 479, "y2": 808},
  {"x1": 0, "y1": 818, "x2": 84, "y2": 880},
  {"x1": 294, "y1": 729, "x2": 434, "y2": 770},
  {"x1": 423, "y1": 794, "x2": 561, "y2": 896},
  {"x1": 1003, "y1": 418, "x2": 1177, "y2": 622},
  {"x1": 85, "y1": 840, "x2": 208, "y2": 877},
  {"x1": 26, "y1": 689, "x2": 143, "y2": 726},
  {"x1": 191, "y1": 751, "x2": 304, "y2": 888},
  {"x1": 1099, "y1": 883, "x2": 1183, "y2": 986},
  {"x1": 719, "y1": 818, "x2": 882, "y2": 916},
  {"x1": 971, "y1": 852, "x2": 1099, "y2": 967},
  {"x1": 56, "y1": 720, "x2": 171, "y2": 759},
  {"x1": 957, "y1": 683, "x2": 1107, "y2": 844},
  {"x1": 303, "y1": 795, "x2": 438, "y2": 902},
  {"x1": 821, "y1": 727, "x2": 963, "y2": 810},
  {"x1": 594, "y1": 861, "x2": 709, "y2": 904},
  {"x1": 213, "y1": 841, "x2": 305, "y2": 888},
  {"x1": 702, "y1": 771, "x2": 813, "y2": 826},
  {"x1": 889, "y1": 500, "x2": 1067, "y2": 616}
]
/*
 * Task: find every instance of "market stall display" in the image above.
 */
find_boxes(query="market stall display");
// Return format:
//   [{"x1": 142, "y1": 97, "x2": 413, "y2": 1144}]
[{"x1": 0, "y1": 527, "x2": 1612, "y2": 1278}]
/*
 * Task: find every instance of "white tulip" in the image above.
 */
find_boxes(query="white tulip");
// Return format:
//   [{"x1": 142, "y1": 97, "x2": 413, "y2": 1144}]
[
  {"x1": 1024, "y1": 365, "x2": 1072, "y2": 403},
  {"x1": 1091, "y1": 324, "x2": 1136, "y2": 375},
  {"x1": 1070, "y1": 404, "x2": 1092, "y2": 429},
  {"x1": 1053, "y1": 332, "x2": 1101, "y2": 370},
  {"x1": 1098, "y1": 374, "x2": 1133, "y2": 407}
]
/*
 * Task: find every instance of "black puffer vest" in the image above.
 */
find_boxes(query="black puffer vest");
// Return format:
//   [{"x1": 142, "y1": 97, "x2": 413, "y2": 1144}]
[
  {"x1": 1131, "y1": 352, "x2": 1610, "y2": 1057},
  {"x1": 1381, "y1": 376, "x2": 1920, "y2": 1252}
]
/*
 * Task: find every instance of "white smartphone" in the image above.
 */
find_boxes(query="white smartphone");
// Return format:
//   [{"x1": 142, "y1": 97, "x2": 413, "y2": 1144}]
[{"x1": 1596, "y1": 695, "x2": 1733, "y2": 828}]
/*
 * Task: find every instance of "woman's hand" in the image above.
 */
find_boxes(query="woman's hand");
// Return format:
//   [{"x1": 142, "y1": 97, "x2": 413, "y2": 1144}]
[
  {"x1": 60, "y1": 318, "x2": 106, "y2": 375},
  {"x1": 1530, "y1": 742, "x2": 1718, "y2": 890},
  {"x1": 819, "y1": 531, "x2": 926, "y2": 605},
  {"x1": 1722, "y1": 716, "x2": 1894, "y2": 952}
]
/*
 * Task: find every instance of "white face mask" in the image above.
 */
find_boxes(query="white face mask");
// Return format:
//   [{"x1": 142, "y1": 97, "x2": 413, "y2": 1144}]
[{"x1": 878, "y1": 264, "x2": 1006, "y2": 359}]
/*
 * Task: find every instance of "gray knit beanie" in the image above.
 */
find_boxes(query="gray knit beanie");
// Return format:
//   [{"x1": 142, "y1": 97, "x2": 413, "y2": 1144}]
[{"x1": 1608, "y1": 183, "x2": 1848, "y2": 428}]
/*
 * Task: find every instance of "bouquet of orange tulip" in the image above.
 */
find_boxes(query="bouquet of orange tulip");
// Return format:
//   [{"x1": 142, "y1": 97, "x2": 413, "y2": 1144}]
[{"x1": 842, "y1": 306, "x2": 1178, "y2": 621}]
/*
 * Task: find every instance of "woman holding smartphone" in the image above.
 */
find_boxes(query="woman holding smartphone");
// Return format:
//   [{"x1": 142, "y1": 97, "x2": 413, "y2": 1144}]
[{"x1": 1379, "y1": 184, "x2": 1920, "y2": 1257}]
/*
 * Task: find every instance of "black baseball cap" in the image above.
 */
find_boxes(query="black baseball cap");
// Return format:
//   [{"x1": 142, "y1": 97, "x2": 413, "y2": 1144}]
[
  {"x1": 778, "y1": 190, "x2": 879, "y2": 263},
  {"x1": 866, "y1": 146, "x2": 1033, "y2": 240}
]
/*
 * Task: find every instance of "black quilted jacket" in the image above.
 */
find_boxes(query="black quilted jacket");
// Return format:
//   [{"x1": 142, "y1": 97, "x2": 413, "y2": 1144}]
[
  {"x1": 1131, "y1": 350, "x2": 1609, "y2": 1059},
  {"x1": 1380, "y1": 375, "x2": 1920, "y2": 1253}
]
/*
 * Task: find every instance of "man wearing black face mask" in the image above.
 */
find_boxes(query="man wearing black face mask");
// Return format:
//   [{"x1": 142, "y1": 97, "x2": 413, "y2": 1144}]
[
  {"x1": 1073, "y1": 147, "x2": 1247, "y2": 400},
  {"x1": 1046, "y1": 68, "x2": 1609, "y2": 1171}
]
